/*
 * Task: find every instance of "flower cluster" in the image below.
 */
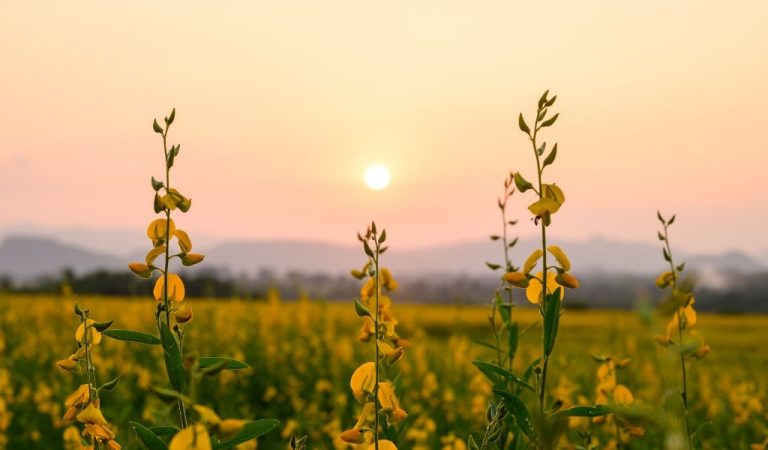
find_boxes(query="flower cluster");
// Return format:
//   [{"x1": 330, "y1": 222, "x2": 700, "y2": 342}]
[
  {"x1": 341, "y1": 223, "x2": 407, "y2": 450},
  {"x1": 57, "y1": 304, "x2": 121, "y2": 449}
]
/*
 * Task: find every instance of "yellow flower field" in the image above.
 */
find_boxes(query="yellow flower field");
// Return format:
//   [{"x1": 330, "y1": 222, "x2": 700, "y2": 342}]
[{"x1": 0, "y1": 294, "x2": 765, "y2": 449}]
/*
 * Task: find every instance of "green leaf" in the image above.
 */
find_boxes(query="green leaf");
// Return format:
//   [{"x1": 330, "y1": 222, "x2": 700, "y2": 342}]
[
  {"x1": 542, "y1": 144, "x2": 558, "y2": 168},
  {"x1": 167, "y1": 108, "x2": 176, "y2": 126},
  {"x1": 543, "y1": 288, "x2": 562, "y2": 356},
  {"x1": 131, "y1": 421, "x2": 168, "y2": 450},
  {"x1": 353, "y1": 298, "x2": 372, "y2": 318},
  {"x1": 522, "y1": 357, "x2": 541, "y2": 382},
  {"x1": 151, "y1": 386, "x2": 193, "y2": 404},
  {"x1": 495, "y1": 292, "x2": 510, "y2": 323},
  {"x1": 663, "y1": 247, "x2": 671, "y2": 262},
  {"x1": 98, "y1": 376, "x2": 120, "y2": 392},
  {"x1": 657, "y1": 231, "x2": 665, "y2": 241},
  {"x1": 668, "y1": 214, "x2": 676, "y2": 225},
  {"x1": 152, "y1": 119, "x2": 164, "y2": 134},
  {"x1": 198, "y1": 357, "x2": 249, "y2": 370},
  {"x1": 540, "y1": 113, "x2": 559, "y2": 128},
  {"x1": 518, "y1": 113, "x2": 531, "y2": 134},
  {"x1": 489, "y1": 235, "x2": 500, "y2": 241},
  {"x1": 513, "y1": 172, "x2": 534, "y2": 193},
  {"x1": 167, "y1": 150, "x2": 175, "y2": 169},
  {"x1": 150, "y1": 426, "x2": 179, "y2": 437},
  {"x1": 474, "y1": 361, "x2": 535, "y2": 393},
  {"x1": 507, "y1": 322, "x2": 518, "y2": 360},
  {"x1": 493, "y1": 390, "x2": 536, "y2": 440},
  {"x1": 151, "y1": 176, "x2": 164, "y2": 191},
  {"x1": 363, "y1": 240, "x2": 374, "y2": 258},
  {"x1": 379, "y1": 229, "x2": 386, "y2": 243},
  {"x1": 657, "y1": 210, "x2": 665, "y2": 223},
  {"x1": 472, "y1": 339, "x2": 502, "y2": 352},
  {"x1": 561, "y1": 405, "x2": 612, "y2": 417},
  {"x1": 538, "y1": 90, "x2": 549, "y2": 109},
  {"x1": 159, "y1": 322, "x2": 185, "y2": 392},
  {"x1": 103, "y1": 329, "x2": 161, "y2": 345},
  {"x1": 486, "y1": 262, "x2": 501, "y2": 271},
  {"x1": 213, "y1": 419, "x2": 281, "y2": 449},
  {"x1": 92, "y1": 320, "x2": 113, "y2": 332}
]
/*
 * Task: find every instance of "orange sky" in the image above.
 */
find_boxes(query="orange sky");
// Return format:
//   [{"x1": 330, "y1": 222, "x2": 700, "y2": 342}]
[{"x1": 1, "y1": 1, "x2": 766, "y2": 254}]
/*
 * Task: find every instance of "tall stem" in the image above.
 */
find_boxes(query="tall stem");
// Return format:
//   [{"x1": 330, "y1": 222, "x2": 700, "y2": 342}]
[
  {"x1": 161, "y1": 128, "x2": 188, "y2": 429},
  {"x1": 663, "y1": 225, "x2": 691, "y2": 449},
  {"x1": 530, "y1": 121, "x2": 550, "y2": 448},
  {"x1": 373, "y1": 248, "x2": 380, "y2": 450}
]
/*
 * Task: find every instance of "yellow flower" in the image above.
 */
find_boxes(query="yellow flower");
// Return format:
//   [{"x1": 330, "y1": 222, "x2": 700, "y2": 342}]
[
  {"x1": 193, "y1": 404, "x2": 221, "y2": 426},
  {"x1": 147, "y1": 218, "x2": 176, "y2": 245},
  {"x1": 154, "y1": 273, "x2": 186, "y2": 302},
  {"x1": 82, "y1": 423, "x2": 116, "y2": 441},
  {"x1": 169, "y1": 424, "x2": 212, "y2": 450},
  {"x1": 503, "y1": 271, "x2": 529, "y2": 288},
  {"x1": 65, "y1": 384, "x2": 91, "y2": 409},
  {"x1": 557, "y1": 272, "x2": 580, "y2": 289},
  {"x1": 360, "y1": 277, "x2": 375, "y2": 300},
  {"x1": 57, "y1": 358, "x2": 78, "y2": 372},
  {"x1": 75, "y1": 320, "x2": 102, "y2": 345},
  {"x1": 547, "y1": 245, "x2": 571, "y2": 271},
  {"x1": 128, "y1": 262, "x2": 153, "y2": 278},
  {"x1": 523, "y1": 250, "x2": 543, "y2": 274},
  {"x1": 381, "y1": 268, "x2": 398, "y2": 291},
  {"x1": 175, "y1": 304, "x2": 194, "y2": 324},
  {"x1": 525, "y1": 271, "x2": 564, "y2": 304},
  {"x1": 655, "y1": 271, "x2": 676, "y2": 288},
  {"x1": 218, "y1": 419, "x2": 246, "y2": 437},
  {"x1": 368, "y1": 440, "x2": 397, "y2": 450},
  {"x1": 77, "y1": 403, "x2": 107, "y2": 425},
  {"x1": 350, "y1": 362, "x2": 376, "y2": 404},
  {"x1": 340, "y1": 428, "x2": 367, "y2": 444},
  {"x1": 613, "y1": 384, "x2": 634, "y2": 405}
]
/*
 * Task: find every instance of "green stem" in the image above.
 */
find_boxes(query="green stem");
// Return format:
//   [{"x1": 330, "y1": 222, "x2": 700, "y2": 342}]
[
  {"x1": 663, "y1": 224, "x2": 692, "y2": 449},
  {"x1": 373, "y1": 245, "x2": 380, "y2": 450},
  {"x1": 161, "y1": 126, "x2": 188, "y2": 429},
  {"x1": 531, "y1": 117, "x2": 550, "y2": 449}
]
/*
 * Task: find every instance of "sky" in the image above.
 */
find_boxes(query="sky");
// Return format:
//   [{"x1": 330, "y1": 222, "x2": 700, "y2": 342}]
[{"x1": 1, "y1": 1, "x2": 767, "y2": 255}]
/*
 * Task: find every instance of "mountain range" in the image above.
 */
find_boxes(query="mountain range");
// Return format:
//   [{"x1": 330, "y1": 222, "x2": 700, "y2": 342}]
[{"x1": 0, "y1": 231, "x2": 764, "y2": 286}]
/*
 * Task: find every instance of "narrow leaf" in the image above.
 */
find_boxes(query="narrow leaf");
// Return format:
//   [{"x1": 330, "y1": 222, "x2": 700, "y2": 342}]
[
  {"x1": 540, "y1": 113, "x2": 559, "y2": 128},
  {"x1": 159, "y1": 322, "x2": 185, "y2": 392},
  {"x1": 131, "y1": 421, "x2": 168, "y2": 450},
  {"x1": 562, "y1": 405, "x2": 612, "y2": 417},
  {"x1": 198, "y1": 357, "x2": 249, "y2": 370},
  {"x1": 542, "y1": 144, "x2": 558, "y2": 168},
  {"x1": 518, "y1": 113, "x2": 530, "y2": 134},
  {"x1": 213, "y1": 419, "x2": 281, "y2": 449},
  {"x1": 473, "y1": 360, "x2": 535, "y2": 392},
  {"x1": 103, "y1": 329, "x2": 161, "y2": 345},
  {"x1": 493, "y1": 390, "x2": 536, "y2": 440}
]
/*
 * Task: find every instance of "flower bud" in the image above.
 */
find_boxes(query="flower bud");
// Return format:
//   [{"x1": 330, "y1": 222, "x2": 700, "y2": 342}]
[
  {"x1": 174, "y1": 304, "x2": 194, "y2": 324},
  {"x1": 557, "y1": 272, "x2": 580, "y2": 289},
  {"x1": 181, "y1": 253, "x2": 205, "y2": 266},
  {"x1": 653, "y1": 334, "x2": 671, "y2": 347},
  {"x1": 340, "y1": 428, "x2": 367, "y2": 444},
  {"x1": 129, "y1": 262, "x2": 153, "y2": 278},
  {"x1": 76, "y1": 403, "x2": 107, "y2": 425},
  {"x1": 694, "y1": 344, "x2": 710, "y2": 360},
  {"x1": 503, "y1": 271, "x2": 529, "y2": 288},
  {"x1": 57, "y1": 358, "x2": 78, "y2": 372}
]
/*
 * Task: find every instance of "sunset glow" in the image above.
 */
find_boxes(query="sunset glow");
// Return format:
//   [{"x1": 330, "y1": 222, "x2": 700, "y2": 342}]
[
  {"x1": 364, "y1": 165, "x2": 391, "y2": 191},
  {"x1": 0, "y1": 1, "x2": 766, "y2": 254}
]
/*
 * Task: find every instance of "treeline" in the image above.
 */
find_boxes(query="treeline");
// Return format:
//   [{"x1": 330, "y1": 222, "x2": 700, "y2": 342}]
[{"x1": 0, "y1": 267, "x2": 766, "y2": 313}]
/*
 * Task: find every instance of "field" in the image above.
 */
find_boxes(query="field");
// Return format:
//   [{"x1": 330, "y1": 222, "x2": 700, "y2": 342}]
[{"x1": 0, "y1": 294, "x2": 765, "y2": 449}]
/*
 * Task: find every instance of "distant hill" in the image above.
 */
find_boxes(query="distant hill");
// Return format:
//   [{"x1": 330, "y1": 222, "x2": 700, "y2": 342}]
[
  {"x1": 0, "y1": 234, "x2": 764, "y2": 285},
  {"x1": 0, "y1": 236, "x2": 123, "y2": 280}
]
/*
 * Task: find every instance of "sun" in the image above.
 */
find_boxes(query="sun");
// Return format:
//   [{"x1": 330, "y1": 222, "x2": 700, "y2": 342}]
[{"x1": 364, "y1": 164, "x2": 391, "y2": 190}]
